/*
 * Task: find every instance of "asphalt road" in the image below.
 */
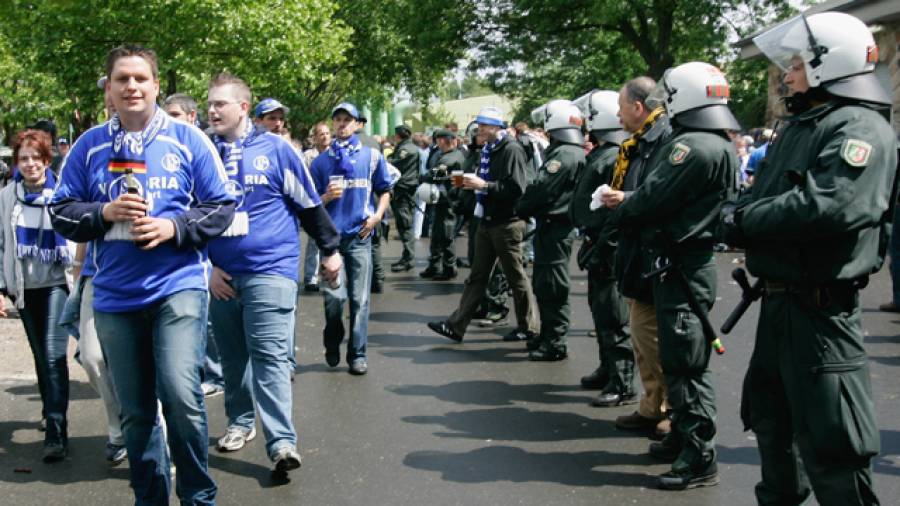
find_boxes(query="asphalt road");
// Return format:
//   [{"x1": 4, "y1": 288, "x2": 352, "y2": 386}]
[{"x1": 0, "y1": 238, "x2": 898, "y2": 505}]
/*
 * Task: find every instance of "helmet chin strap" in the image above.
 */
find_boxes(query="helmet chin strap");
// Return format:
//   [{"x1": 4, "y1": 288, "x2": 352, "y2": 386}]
[{"x1": 783, "y1": 86, "x2": 831, "y2": 114}]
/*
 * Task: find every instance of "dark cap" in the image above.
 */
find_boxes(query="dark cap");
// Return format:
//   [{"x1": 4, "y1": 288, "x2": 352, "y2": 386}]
[
  {"x1": 395, "y1": 125, "x2": 412, "y2": 137},
  {"x1": 433, "y1": 128, "x2": 455, "y2": 139},
  {"x1": 358, "y1": 115, "x2": 368, "y2": 124}
]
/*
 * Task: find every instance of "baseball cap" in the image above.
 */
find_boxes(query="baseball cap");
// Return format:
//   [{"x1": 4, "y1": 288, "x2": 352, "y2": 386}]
[
  {"x1": 331, "y1": 102, "x2": 360, "y2": 120},
  {"x1": 255, "y1": 98, "x2": 289, "y2": 118},
  {"x1": 58, "y1": 137, "x2": 69, "y2": 145},
  {"x1": 395, "y1": 125, "x2": 412, "y2": 137},
  {"x1": 432, "y1": 128, "x2": 455, "y2": 139}
]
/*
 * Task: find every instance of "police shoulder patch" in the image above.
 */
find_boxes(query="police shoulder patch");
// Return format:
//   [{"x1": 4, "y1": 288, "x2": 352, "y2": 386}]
[
  {"x1": 841, "y1": 139, "x2": 873, "y2": 168},
  {"x1": 546, "y1": 160, "x2": 562, "y2": 174},
  {"x1": 399, "y1": 149, "x2": 408, "y2": 159},
  {"x1": 669, "y1": 142, "x2": 691, "y2": 165}
]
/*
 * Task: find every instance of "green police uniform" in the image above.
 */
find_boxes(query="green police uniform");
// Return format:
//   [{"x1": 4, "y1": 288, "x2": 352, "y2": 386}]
[
  {"x1": 730, "y1": 101, "x2": 895, "y2": 505},
  {"x1": 616, "y1": 128, "x2": 737, "y2": 478},
  {"x1": 570, "y1": 142, "x2": 635, "y2": 395},
  {"x1": 517, "y1": 141, "x2": 584, "y2": 358},
  {"x1": 388, "y1": 138, "x2": 421, "y2": 266},
  {"x1": 424, "y1": 147, "x2": 466, "y2": 276}
]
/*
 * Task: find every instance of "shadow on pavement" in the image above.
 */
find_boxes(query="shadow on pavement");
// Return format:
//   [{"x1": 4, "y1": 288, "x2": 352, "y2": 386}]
[
  {"x1": 389, "y1": 281, "x2": 465, "y2": 300},
  {"x1": 386, "y1": 380, "x2": 593, "y2": 406},
  {"x1": 6, "y1": 380, "x2": 100, "y2": 401},
  {"x1": 0, "y1": 421, "x2": 128, "y2": 484},
  {"x1": 207, "y1": 453, "x2": 292, "y2": 488},
  {"x1": 368, "y1": 311, "x2": 438, "y2": 324},
  {"x1": 401, "y1": 406, "x2": 629, "y2": 443},
  {"x1": 382, "y1": 346, "x2": 530, "y2": 364},
  {"x1": 403, "y1": 445, "x2": 654, "y2": 487}
]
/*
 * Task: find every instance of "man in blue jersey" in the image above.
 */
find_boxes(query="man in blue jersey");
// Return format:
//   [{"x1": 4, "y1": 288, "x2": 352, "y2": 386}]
[
  {"x1": 205, "y1": 73, "x2": 341, "y2": 472},
  {"x1": 50, "y1": 45, "x2": 235, "y2": 506},
  {"x1": 309, "y1": 102, "x2": 392, "y2": 376}
]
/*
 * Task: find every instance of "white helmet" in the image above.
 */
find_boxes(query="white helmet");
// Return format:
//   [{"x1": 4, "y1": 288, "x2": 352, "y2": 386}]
[
  {"x1": 572, "y1": 90, "x2": 627, "y2": 145},
  {"x1": 753, "y1": 12, "x2": 888, "y2": 104},
  {"x1": 650, "y1": 61, "x2": 740, "y2": 131},
  {"x1": 416, "y1": 182, "x2": 440, "y2": 205},
  {"x1": 530, "y1": 99, "x2": 584, "y2": 145}
]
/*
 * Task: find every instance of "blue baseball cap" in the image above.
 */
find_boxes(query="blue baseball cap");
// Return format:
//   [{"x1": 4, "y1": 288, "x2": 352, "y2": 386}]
[
  {"x1": 255, "y1": 98, "x2": 289, "y2": 118},
  {"x1": 331, "y1": 102, "x2": 360, "y2": 120}
]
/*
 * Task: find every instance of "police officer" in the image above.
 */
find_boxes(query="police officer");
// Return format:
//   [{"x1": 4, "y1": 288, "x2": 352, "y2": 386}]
[
  {"x1": 607, "y1": 62, "x2": 739, "y2": 489},
  {"x1": 517, "y1": 100, "x2": 585, "y2": 361},
  {"x1": 389, "y1": 125, "x2": 421, "y2": 272},
  {"x1": 420, "y1": 129, "x2": 465, "y2": 280},
  {"x1": 723, "y1": 13, "x2": 894, "y2": 505},
  {"x1": 570, "y1": 90, "x2": 635, "y2": 406}
]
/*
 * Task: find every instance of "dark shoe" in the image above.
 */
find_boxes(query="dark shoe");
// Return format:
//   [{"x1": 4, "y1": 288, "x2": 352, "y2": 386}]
[
  {"x1": 528, "y1": 347, "x2": 568, "y2": 362},
  {"x1": 658, "y1": 458, "x2": 718, "y2": 490},
  {"x1": 390, "y1": 261, "x2": 413, "y2": 273},
  {"x1": 615, "y1": 411, "x2": 663, "y2": 432},
  {"x1": 879, "y1": 301, "x2": 900, "y2": 313},
  {"x1": 349, "y1": 359, "x2": 368, "y2": 376},
  {"x1": 591, "y1": 391, "x2": 638, "y2": 407},
  {"x1": 580, "y1": 367, "x2": 608, "y2": 390},
  {"x1": 525, "y1": 338, "x2": 541, "y2": 351},
  {"x1": 433, "y1": 268, "x2": 457, "y2": 281},
  {"x1": 271, "y1": 446, "x2": 302, "y2": 473},
  {"x1": 427, "y1": 321, "x2": 463, "y2": 342},
  {"x1": 42, "y1": 442, "x2": 67, "y2": 463},
  {"x1": 419, "y1": 267, "x2": 439, "y2": 279},
  {"x1": 304, "y1": 283, "x2": 319, "y2": 293},
  {"x1": 649, "y1": 433, "x2": 682, "y2": 462},
  {"x1": 503, "y1": 329, "x2": 535, "y2": 342},
  {"x1": 456, "y1": 258, "x2": 471, "y2": 268},
  {"x1": 325, "y1": 347, "x2": 340, "y2": 367},
  {"x1": 371, "y1": 282, "x2": 384, "y2": 294},
  {"x1": 106, "y1": 441, "x2": 127, "y2": 465}
]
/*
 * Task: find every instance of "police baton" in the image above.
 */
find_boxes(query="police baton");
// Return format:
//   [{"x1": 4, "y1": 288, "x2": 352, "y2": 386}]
[{"x1": 720, "y1": 268, "x2": 763, "y2": 334}]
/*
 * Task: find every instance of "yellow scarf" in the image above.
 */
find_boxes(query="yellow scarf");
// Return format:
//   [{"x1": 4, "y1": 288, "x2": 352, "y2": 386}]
[{"x1": 610, "y1": 107, "x2": 665, "y2": 190}]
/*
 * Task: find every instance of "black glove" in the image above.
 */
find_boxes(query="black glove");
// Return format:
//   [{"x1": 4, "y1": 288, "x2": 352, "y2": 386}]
[{"x1": 720, "y1": 202, "x2": 747, "y2": 248}]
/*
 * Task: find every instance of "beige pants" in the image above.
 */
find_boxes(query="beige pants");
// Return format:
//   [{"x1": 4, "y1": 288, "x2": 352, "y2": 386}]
[{"x1": 628, "y1": 298, "x2": 668, "y2": 419}]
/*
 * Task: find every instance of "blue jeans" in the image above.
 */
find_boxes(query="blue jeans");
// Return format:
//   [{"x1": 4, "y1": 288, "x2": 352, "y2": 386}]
[
  {"x1": 95, "y1": 290, "x2": 215, "y2": 506},
  {"x1": 20, "y1": 285, "x2": 70, "y2": 446},
  {"x1": 303, "y1": 234, "x2": 320, "y2": 285},
  {"x1": 323, "y1": 235, "x2": 372, "y2": 364},
  {"x1": 202, "y1": 324, "x2": 225, "y2": 388},
  {"x1": 209, "y1": 274, "x2": 297, "y2": 457},
  {"x1": 890, "y1": 205, "x2": 900, "y2": 304}
]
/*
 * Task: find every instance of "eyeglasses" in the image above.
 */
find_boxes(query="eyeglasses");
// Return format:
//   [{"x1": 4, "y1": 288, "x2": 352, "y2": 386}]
[{"x1": 207, "y1": 100, "x2": 239, "y2": 110}]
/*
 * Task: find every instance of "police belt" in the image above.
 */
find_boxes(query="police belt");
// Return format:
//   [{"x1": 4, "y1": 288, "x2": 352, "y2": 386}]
[
  {"x1": 538, "y1": 214, "x2": 571, "y2": 226},
  {"x1": 762, "y1": 278, "x2": 865, "y2": 307}
]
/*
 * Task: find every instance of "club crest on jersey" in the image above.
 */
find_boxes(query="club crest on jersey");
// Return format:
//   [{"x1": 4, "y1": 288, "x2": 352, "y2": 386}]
[
  {"x1": 161, "y1": 153, "x2": 181, "y2": 173},
  {"x1": 841, "y1": 139, "x2": 872, "y2": 168},
  {"x1": 253, "y1": 155, "x2": 270, "y2": 172},
  {"x1": 669, "y1": 143, "x2": 691, "y2": 165}
]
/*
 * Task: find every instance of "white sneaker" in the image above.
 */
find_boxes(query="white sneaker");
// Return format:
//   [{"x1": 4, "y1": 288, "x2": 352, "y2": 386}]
[
  {"x1": 216, "y1": 426, "x2": 256, "y2": 452},
  {"x1": 272, "y1": 446, "x2": 302, "y2": 473}
]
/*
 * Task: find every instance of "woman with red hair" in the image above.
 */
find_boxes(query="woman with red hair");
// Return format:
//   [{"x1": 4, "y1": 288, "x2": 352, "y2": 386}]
[{"x1": 0, "y1": 129, "x2": 72, "y2": 462}]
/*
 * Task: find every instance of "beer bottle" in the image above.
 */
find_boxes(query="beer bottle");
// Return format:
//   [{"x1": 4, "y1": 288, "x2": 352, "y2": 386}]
[{"x1": 124, "y1": 168, "x2": 149, "y2": 247}]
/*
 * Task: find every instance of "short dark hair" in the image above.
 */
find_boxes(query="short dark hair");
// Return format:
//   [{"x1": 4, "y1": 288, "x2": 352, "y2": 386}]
[
  {"x1": 13, "y1": 129, "x2": 54, "y2": 166},
  {"x1": 208, "y1": 72, "x2": 252, "y2": 105},
  {"x1": 106, "y1": 44, "x2": 159, "y2": 79},
  {"x1": 164, "y1": 93, "x2": 197, "y2": 114},
  {"x1": 622, "y1": 76, "x2": 656, "y2": 106}
]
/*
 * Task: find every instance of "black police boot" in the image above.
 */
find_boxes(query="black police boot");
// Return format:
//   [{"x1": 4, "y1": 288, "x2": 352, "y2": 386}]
[
  {"x1": 580, "y1": 367, "x2": 608, "y2": 390},
  {"x1": 419, "y1": 266, "x2": 439, "y2": 279},
  {"x1": 433, "y1": 267, "x2": 457, "y2": 281},
  {"x1": 528, "y1": 345, "x2": 568, "y2": 362},
  {"x1": 658, "y1": 449, "x2": 718, "y2": 490},
  {"x1": 648, "y1": 431, "x2": 683, "y2": 462}
]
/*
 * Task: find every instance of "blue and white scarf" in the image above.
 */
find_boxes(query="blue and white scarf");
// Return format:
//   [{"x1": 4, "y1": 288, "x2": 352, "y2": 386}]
[
  {"x1": 329, "y1": 134, "x2": 361, "y2": 177},
  {"x1": 105, "y1": 107, "x2": 167, "y2": 241},
  {"x1": 213, "y1": 119, "x2": 258, "y2": 237},
  {"x1": 475, "y1": 131, "x2": 506, "y2": 218},
  {"x1": 14, "y1": 170, "x2": 71, "y2": 264}
]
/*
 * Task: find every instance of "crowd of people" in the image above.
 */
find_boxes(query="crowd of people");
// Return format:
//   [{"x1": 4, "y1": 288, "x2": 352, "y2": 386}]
[{"x1": 0, "y1": 10, "x2": 895, "y2": 506}]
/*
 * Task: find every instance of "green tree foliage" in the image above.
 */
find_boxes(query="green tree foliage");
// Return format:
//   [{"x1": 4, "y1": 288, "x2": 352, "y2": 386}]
[
  {"x1": 471, "y1": 0, "x2": 798, "y2": 127},
  {"x1": 0, "y1": 0, "x2": 472, "y2": 141}
]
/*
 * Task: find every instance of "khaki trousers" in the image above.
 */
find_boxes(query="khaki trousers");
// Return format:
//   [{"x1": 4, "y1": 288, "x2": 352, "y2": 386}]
[{"x1": 628, "y1": 298, "x2": 668, "y2": 419}]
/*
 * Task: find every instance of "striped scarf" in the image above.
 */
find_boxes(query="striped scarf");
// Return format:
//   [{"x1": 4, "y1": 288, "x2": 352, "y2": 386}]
[
  {"x1": 474, "y1": 131, "x2": 506, "y2": 217},
  {"x1": 14, "y1": 170, "x2": 70, "y2": 264},
  {"x1": 329, "y1": 134, "x2": 361, "y2": 177},
  {"x1": 610, "y1": 107, "x2": 665, "y2": 190},
  {"x1": 213, "y1": 119, "x2": 258, "y2": 237}
]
